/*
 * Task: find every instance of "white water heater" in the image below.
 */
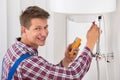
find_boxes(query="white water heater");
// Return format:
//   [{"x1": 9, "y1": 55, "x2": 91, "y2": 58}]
[{"x1": 49, "y1": 0, "x2": 116, "y2": 14}]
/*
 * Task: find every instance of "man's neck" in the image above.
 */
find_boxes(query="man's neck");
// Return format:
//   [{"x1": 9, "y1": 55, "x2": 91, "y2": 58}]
[{"x1": 20, "y1": 37, "x2": 38, "y2": 49}]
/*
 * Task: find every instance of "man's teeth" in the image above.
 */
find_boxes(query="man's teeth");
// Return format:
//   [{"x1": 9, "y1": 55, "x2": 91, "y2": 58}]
[{"x1": 38, "y1": 38, "x2": 45, "y2": 41}]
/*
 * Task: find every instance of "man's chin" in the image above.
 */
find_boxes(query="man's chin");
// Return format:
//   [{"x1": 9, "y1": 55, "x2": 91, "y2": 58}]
[{"x1": 39, "y1": 43, "x2": 45, "y2": 46}]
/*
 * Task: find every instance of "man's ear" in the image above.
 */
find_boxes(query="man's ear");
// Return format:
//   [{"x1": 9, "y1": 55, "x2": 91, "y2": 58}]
[{"x1": 21, "y1": 26, "x2": 26, "y2": 34}]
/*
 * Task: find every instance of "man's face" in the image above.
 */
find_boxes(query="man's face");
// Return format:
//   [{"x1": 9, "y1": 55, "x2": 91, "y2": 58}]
[{"x1": 24, "y1": 18, "x2": 48, "y2": 48}]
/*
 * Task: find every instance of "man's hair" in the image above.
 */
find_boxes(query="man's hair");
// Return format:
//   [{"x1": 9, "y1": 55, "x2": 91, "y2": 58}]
[{"x1": 20, "y1": 6, "x2": 50, "y2": 29}]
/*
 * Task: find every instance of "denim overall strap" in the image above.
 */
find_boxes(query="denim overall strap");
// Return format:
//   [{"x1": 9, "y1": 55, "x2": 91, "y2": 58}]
[{"x1": 8, "y1": 54, "x2": 32, "y2": 80}]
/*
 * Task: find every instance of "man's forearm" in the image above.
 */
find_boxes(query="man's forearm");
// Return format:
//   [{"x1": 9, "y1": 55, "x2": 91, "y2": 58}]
[{"x1": 62, "y1": 58, "x2": 71, "y2": 68}]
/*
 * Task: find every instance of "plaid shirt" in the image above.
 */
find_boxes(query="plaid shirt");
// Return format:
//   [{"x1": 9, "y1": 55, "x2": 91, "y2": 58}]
[{"x1": 2, "y1": 38, "x2": 93, "y2": 80}]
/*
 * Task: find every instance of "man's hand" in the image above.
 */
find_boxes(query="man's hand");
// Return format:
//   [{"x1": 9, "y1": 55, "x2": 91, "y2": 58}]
[
  {"x1": 86, "y1": 22, "x2": 100, "y2": 51},
  {"x1": 62, "y1": 43, "x2": 79, "y2": 67}
]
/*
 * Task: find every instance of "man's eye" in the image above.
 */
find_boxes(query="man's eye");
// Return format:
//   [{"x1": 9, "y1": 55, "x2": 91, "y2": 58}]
[
  {"x1": 44, "y1": 26, "x2": 48, "y2": 29},
  {"x1": 35, "y1": 28, "x2": 41, "y2": 30},
  {"x1": 44, "y1": 27, "x2": 48, "y2": 29}
]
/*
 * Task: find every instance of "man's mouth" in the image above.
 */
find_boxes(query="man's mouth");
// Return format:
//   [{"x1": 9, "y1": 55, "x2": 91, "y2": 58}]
[{"x1": 37, "y1": 37, "x2": 46, "y2": 41}]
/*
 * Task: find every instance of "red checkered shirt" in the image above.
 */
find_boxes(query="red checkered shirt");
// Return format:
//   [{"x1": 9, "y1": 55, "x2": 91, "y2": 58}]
[{"x1": 2, "y1": 38, "x2": 93, "y2": 80}]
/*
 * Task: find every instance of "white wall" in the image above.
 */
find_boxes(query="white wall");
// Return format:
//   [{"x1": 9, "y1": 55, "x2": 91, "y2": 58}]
[
  {"x1": 0, "y1": 0, "x2": 7, "y2": 78},
  {"x1": 53, "y1": 13, "x2": 67, "y2": 64},
  {"x1": 111, "y1": 0, "x2": 120, "y2": 80}
]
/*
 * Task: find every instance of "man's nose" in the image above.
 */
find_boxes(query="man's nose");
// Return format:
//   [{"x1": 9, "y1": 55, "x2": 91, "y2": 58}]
[{"x1": 40, "y1": 29, "x2": 48, "y2": 36}]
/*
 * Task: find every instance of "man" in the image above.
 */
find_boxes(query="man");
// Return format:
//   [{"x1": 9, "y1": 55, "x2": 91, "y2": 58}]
[{"x1": 2, "y1": 6, "x2": 100, "y2": 80}]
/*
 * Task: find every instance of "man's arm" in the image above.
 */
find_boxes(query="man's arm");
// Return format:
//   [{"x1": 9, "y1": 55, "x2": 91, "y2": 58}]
[{"x1": 60, "y1": 22, "x2": 100, "y2": 67}]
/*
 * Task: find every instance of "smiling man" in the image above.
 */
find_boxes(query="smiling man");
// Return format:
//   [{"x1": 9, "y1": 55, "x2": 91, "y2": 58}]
[{"x1": 2, "y1": 6, "x2": 100, "y2": 80}]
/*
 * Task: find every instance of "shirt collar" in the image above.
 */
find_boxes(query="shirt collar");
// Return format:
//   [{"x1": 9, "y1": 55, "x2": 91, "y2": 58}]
[{"x1": 16, "y1": 37, "x2": 38, "y2": 56}]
